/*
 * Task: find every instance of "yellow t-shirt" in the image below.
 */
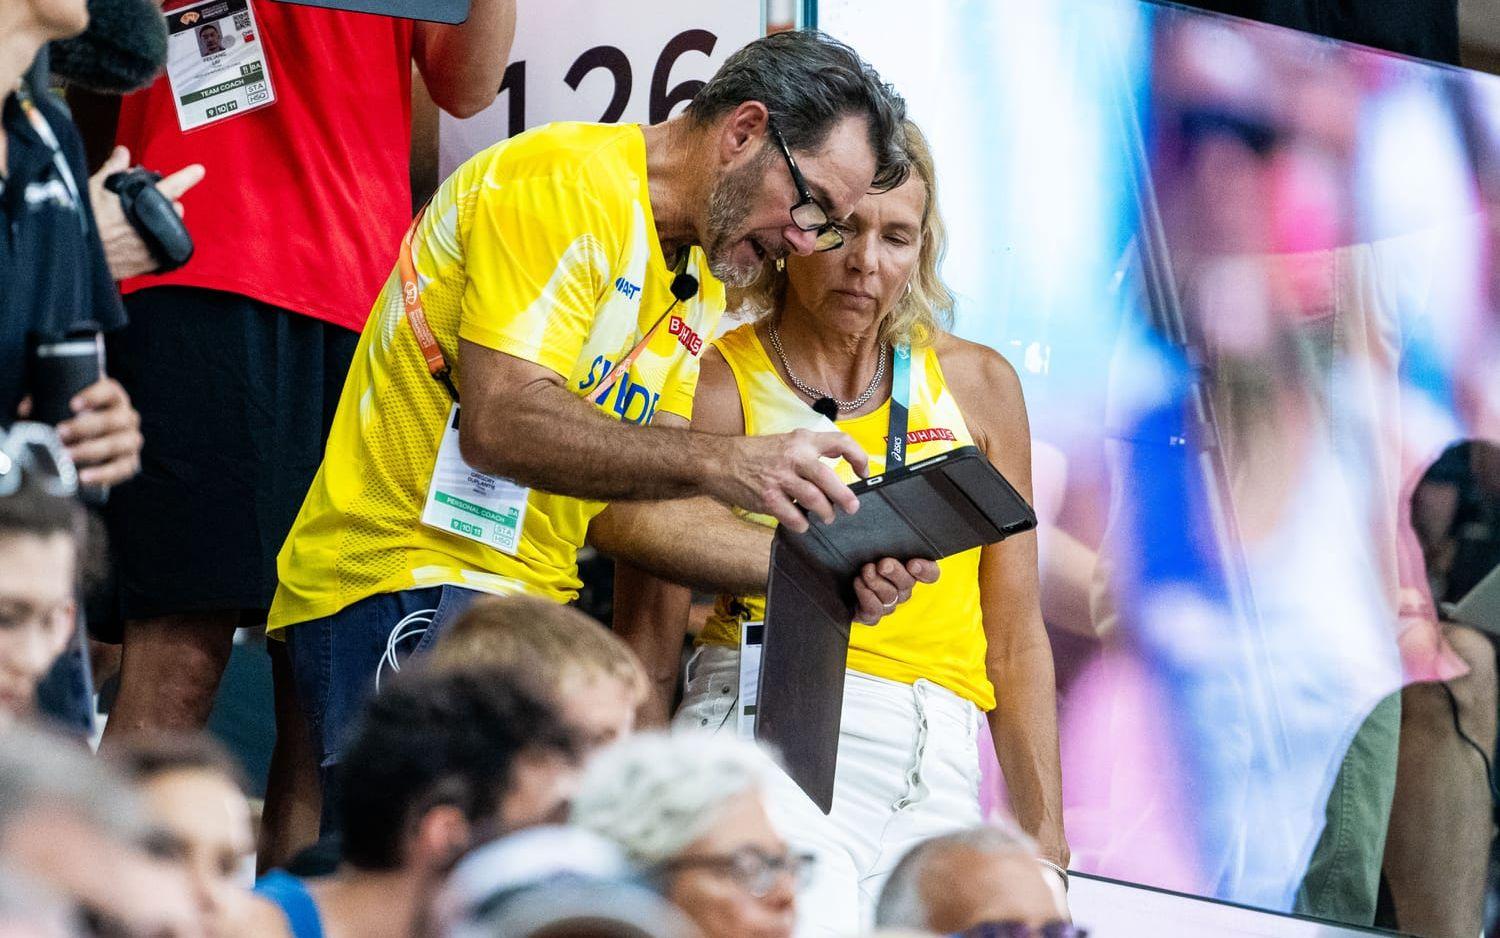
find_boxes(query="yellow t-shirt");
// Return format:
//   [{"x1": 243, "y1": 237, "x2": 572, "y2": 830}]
[
  {"x1": 698, "y1": 324, "x2": 996, "y2": 710},
  {"x1": 268, "y1": 122, "x2": 725, "y2": 633}
]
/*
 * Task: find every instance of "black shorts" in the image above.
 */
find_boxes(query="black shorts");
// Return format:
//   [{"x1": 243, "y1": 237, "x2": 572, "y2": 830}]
[{"x1": 104, "y1": 287, "x2": 358, "y2": 621}]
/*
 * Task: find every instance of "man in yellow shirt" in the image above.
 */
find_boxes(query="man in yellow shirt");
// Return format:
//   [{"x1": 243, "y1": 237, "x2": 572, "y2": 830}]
[{"x1": 270, "y1": 30, "x2": 934, "y2": 797}]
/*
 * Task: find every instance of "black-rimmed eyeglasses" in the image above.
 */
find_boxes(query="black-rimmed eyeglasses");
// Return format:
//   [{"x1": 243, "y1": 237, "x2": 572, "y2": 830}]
[{"x1": 768, "y1": 120, "x2": 845, "y2": 253}]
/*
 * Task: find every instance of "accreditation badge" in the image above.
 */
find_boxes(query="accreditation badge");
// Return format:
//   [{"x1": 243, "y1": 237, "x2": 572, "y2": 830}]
[
  {"x1": 163, "y1": 0, "x2": 275, "y2": 132},
  {"x1": 421, "y1": 405, "x2": 531, "y2": 555},
  {"x1": 737, "y1": 621, "x2": 764, "y2": 740}
]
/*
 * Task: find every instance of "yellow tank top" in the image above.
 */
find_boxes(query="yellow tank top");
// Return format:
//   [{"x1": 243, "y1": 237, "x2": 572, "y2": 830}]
[{"x1": 699, "y1": 323, "x2": 995, "y2": 710}]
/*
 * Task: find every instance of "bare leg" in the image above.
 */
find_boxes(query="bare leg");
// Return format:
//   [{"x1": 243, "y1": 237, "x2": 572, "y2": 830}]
[
  {"x1": 100, "y1": 613, "x2": 238, "y2": 743},
  {"x1": 1383, "y1": 624, "x2": 1496, "y2": 938},
  {"x1": 258, "y1": 640, "x2": 322, "y2": 873}
]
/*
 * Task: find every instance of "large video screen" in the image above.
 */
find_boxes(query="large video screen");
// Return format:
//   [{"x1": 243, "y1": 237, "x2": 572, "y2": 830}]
[{"x1": 820, "y1": 0, "x2": 1500, "y2": 927}]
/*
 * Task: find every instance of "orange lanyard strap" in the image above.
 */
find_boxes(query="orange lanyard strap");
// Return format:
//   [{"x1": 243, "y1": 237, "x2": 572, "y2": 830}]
[
  {"x1": 400, "y1": 205, "x2": 459, "y2": 402},
  {"x1": 589, "y1": 300, "x2": 681, "y2": 406}
]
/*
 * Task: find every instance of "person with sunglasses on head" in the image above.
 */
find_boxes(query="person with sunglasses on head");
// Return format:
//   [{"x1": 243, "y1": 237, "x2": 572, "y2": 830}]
[
  {"x1": 269, "y1": 29, "x2": 937, "y2": 821},
  {"x1": 614, "y1": 122, "x2": 1068, "y2": 935},
  {"x1": 571, "y1": 731, "x2": 808, "y2": 938},
  {"x1": 0, "y1": 423, "x2": 87, "y2": 727}
]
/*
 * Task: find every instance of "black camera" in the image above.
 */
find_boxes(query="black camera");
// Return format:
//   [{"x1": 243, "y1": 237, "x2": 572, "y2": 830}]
[{"x1": 104, "y1": 166, "x2": 194, "y2": 273}]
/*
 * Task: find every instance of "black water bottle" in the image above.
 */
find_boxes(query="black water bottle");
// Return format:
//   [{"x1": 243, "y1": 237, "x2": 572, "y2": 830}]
[{"x1": 30, "y1": 325, "x2": 107, "y2": 504}]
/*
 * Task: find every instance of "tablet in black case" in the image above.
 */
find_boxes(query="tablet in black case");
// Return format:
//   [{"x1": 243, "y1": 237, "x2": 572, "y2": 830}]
[
  {"x1": 278, "y1": 0, "x2": 469, "y2": 24},
  {"x1": 755, "y1": 445, "x2": 1038, "y2": 812}
]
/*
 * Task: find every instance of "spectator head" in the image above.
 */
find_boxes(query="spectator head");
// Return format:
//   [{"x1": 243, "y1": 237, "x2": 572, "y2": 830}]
[
  {"x1": 571, "y1": 732, "x2": 802, "y2": 938},
  {"x1": 0, "y1": 726, "x2": 198, "y2": 936},
  {"x1": 0, "y1": 427, "x2": 86, "y2": 726},
  {"x1": 874, "y1": 823, "x2": 1065, "y2": 934},
  {"x1": 430, "y1": 597, "x2": 647, "y2": 753},
  {"x1": 1411, "y1": 439, "x2": 1500, "y2": 608},
  {"x1": 338, "y1": 669, "x2": 581, "y2": 877},
  {"x1": 684, "y1": 30, "x2": 907, "y2": 288},
  {"x1": 439, "y1": 825, "x2": 696, "y2": 938},
  {"x1": 111, "y1": 733, "x2": 255, "y2": 938},
  {"x1": 743, "y1": 118, "x2": 956, "y2": 351}
]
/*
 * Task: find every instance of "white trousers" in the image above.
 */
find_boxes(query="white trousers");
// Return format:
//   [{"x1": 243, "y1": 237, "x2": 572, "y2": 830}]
[{"x1": 674, "y1": 645, "x2": 983, "y2": 937}]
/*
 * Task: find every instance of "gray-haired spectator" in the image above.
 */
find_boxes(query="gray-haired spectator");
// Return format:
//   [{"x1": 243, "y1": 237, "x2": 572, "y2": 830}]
[
  {"x1": 438, "y1": 826, "x2": 695, "y2": 938},
  {"x1": 0, "y1": 726, "x2": 199, "y2": 936},
  {"x1": 875, "y1": 824, "x2": 1070, "y2": 935},
  {"x1": 571, "y1": 732, "x2": 806, "y2": 938}
]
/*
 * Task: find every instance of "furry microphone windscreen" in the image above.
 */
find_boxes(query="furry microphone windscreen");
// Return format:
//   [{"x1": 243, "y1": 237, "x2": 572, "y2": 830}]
[{"x1": 48, "y1": 0, "x2": 167, "y2": 94}]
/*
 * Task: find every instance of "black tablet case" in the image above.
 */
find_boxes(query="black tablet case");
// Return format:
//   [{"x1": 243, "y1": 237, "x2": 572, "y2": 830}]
[{"x1": 754, "y1": 445, "x2": 1038, "y2": 813}]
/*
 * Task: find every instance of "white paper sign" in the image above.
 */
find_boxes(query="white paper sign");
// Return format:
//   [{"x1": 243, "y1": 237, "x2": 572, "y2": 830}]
[{"x1": 439, "y1": 0, "x2": 764, "y2": 176}]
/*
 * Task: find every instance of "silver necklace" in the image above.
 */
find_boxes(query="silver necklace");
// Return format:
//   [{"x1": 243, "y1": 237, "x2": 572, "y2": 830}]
[{"x1": 767, "y1": 321, "x2": 888, "y2": 412}]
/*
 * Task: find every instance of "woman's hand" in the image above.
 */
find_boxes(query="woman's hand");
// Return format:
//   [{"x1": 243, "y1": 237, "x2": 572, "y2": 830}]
[{"x1": 853, "y1": 558, "x2": 941, "y2": 624}]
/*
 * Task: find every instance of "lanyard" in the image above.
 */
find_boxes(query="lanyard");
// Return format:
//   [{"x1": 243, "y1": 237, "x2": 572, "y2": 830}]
[
  {"x1": 589, "y1": 299, "x2": 680, "y2": 405},
  {"x1": 399, "y1": 205, "x2": 687, "y2": 407},
  {"x1": 15, "y1": 91, "x2": 87, "y2": 236},
  {"x1": 590, "y1": 248, "x2": 694, "y2": 405},
  {"x1": 399, "y1": 205, "x2": 459, "y2": 401},
  {"x1": 884, "y1": 342, "x2": 912, "y2": 472}
]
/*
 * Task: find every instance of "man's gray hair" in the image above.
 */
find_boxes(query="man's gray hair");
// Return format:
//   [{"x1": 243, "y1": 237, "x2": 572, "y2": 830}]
[
  {"x1": 0, "y1": 727, "x2": 148, "y2": 847},
  {"x1": 687, "y1": 29, "x2": 908, "y2": 192},
  {"x1": 569, "y1": 731, "x2": 774, "y2": 867},
  {"x1": 874, "y1": 822, "x2": 1039, "y2": 929}
]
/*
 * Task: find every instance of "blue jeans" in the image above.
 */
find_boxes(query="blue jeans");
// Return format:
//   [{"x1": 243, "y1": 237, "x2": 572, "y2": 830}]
[{"x1": 282, "y1": 585, "x2": 479, "y2": 830}]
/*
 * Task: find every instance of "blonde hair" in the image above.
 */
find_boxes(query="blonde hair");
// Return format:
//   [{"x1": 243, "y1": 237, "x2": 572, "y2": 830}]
[
  {"x1": 734, "y1": 119, "x2": 956, "y2": 348},
  {"x1": 430, "y1": 596, "x2": 648, "y2": 705}
]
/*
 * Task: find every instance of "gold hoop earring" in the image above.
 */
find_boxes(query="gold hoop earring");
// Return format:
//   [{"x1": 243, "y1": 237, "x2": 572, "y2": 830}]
[{"x1": 775, "y1": 258, "x2": 786, "y2": 272}]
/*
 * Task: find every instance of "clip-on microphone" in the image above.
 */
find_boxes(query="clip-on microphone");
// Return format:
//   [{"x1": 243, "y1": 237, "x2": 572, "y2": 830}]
[
  {"x1": 670, "y1": 248, "x2": 699, "y2": 302},
  {"x1": 811, "y1": 397, "x2": 839, "y2": 422}
]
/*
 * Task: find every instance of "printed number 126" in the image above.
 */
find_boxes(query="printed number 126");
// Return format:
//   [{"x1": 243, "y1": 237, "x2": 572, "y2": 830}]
[{"x1": 495, "y1": 29, "x2": 719, "y2": 138}]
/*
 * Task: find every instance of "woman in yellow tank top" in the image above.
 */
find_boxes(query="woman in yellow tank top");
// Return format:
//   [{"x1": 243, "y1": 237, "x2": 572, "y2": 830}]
[{"x1": 616, "y1": 123, "x2": 1067, "y2": 934}]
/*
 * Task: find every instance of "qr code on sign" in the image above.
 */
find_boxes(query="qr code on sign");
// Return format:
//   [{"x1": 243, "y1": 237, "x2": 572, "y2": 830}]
[{"x1": 233, "y1": 11, "x2": 250, "y2": 30}]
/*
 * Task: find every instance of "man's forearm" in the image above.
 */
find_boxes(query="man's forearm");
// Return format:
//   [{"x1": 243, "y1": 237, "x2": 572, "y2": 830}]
[
  {"x1": 462, "y1": 382, "x2": 730, "y2": 504},
  {"x1": 590, "y1": 499, "x2": 771, "y2": 595},
  {"x1": 988, "y1": 639, "x2": 1069, "y2": 866}
]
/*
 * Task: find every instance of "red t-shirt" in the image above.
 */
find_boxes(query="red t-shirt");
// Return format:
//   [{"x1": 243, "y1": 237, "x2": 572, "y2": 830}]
[{"x1": 115, "y1": 0, "x2": 415, "y2": 332}]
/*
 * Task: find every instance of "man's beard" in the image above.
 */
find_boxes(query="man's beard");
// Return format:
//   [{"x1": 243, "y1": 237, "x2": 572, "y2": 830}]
[{"x1": 704, "y1": 154, "x2": 774, "y2": 288}]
